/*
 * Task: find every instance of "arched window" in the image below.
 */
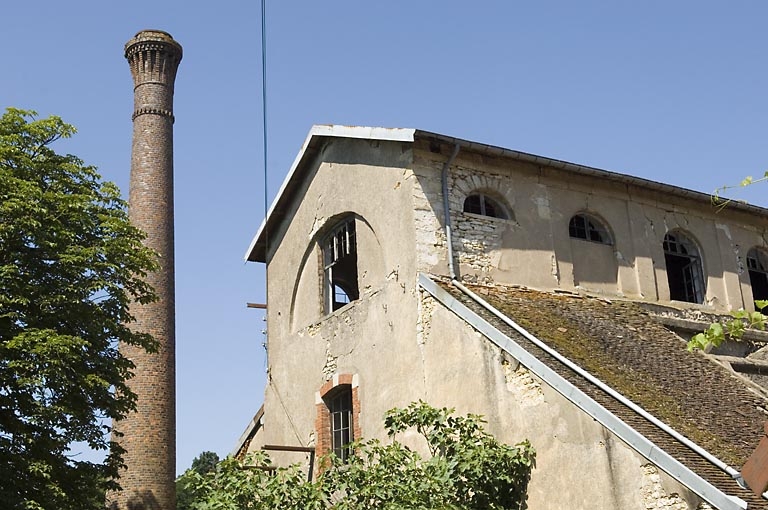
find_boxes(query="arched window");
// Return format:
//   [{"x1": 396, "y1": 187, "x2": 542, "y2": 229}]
[
  {"x1": 323, "y1": 218, "x2": 359, "y2": 313},
  {"x1": 663, "y1": 231, "x2": 705, "y2": 304},
  {"x1": 568, "y1": 213, "x2": 612, "y2": 245},
  {"x1": 463, "y1": 193, "x2": 510, "y2": 220},
  {"x1": 747, "y1": 248, "x2": 768, "y2": 311}
]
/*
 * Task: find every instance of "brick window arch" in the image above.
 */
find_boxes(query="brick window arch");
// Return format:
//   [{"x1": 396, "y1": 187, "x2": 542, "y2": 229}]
[{"x1": 315, "y1": 374, "x2": 361, "y2": 463}]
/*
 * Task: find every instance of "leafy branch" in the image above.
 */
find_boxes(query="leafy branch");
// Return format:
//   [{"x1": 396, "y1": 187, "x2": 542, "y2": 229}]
[
  {"x1": 687, "y1": 301, "x2": 768, "y2": 351},
  {"x1": 712, "y1": 171, "x2": 768, "y2": 210}
]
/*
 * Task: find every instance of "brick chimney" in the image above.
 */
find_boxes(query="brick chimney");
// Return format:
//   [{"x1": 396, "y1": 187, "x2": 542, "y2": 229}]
[{"x1": 109, "y1": 29, "x2": 182, "y2": 510}]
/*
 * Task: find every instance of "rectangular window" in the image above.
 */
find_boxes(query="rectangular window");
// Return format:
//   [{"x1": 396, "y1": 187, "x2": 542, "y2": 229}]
[{"x1": 327, "y1": 389, "x2": 353, "y2": 461}]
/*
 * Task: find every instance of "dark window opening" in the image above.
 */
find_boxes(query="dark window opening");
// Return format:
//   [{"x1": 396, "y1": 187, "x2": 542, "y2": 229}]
[
  {"x1": 323, "y1": 219, "x2": 359, "y2": 313},
  {"x1": 326, "y1": 387, "x2": 353, "y2": 461},
  {"x1": 568, "y1": 214, "x2": 611, "y2": 245},
  {"x1": 463, "y1": 194, "x2": 509, "y2": 220},
  {"x1": 747, "y1": 248, "x2": 768, "y2": 311},
  {"x1": 663, "y1": 232, "x2": 705, "y2": 304}
]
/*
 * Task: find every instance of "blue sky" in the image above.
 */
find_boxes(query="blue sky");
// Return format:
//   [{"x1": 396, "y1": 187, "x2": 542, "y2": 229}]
[{"x1": 3, "y1": 1, "x2": 767, "y2": 475}]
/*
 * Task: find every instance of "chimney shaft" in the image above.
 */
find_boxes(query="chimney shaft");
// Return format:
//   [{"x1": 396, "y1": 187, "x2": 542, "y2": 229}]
[{"x1": 109, "y1": 29, "x2": 182, "y2": 510}]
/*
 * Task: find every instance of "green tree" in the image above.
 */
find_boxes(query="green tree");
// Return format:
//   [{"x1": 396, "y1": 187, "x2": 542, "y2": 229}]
[
  {"x1": 177, "y1": 451, "x2": 221, "y2": 510},
  {"x1": 185, "y1": 401, "x2": 535, "y2": 510},
  {"x1": 0, "y1": 108, "x2": 158, "y2": 509},
  {"x1": 191, "y1": 451, "x2": 221, "y2": 475}
]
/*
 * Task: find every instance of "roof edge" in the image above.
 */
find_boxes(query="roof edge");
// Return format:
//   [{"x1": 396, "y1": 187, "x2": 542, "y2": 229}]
[
  {"x1": 231, "y1": 404, "x2": 265, "y2": 458},
  {"x1": 244, "y1": 125, "x2": 415, "y2": 262},
  {"x1": 414, "y1": 130, "x2": 768, "y2": 219}
]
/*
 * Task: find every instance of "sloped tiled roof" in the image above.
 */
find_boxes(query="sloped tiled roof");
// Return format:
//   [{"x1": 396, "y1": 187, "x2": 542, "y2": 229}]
[{"x1": 438, "y1": 281, "x2": 768, "y2": 508}]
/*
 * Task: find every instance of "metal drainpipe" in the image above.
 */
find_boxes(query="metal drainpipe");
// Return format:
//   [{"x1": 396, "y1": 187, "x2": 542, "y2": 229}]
[
  {"x1": 450, "y1": 278, "x2": 747, "y2": 488},
  {"x1": 441, "y1": 143, "x2": 461, "y2": 279}
]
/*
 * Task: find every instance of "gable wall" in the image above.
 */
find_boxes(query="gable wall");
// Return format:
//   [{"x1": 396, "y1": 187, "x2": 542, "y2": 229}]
[
  {"x1": 255, "y1": 137, "x2": 435, "y2": 464},
  {"x1": 412, "y1": 139, "x2": 768, "y2": 312}
]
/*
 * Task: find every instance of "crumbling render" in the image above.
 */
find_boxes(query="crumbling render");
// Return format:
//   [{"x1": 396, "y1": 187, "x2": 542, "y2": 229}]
[
  {"x1": 501, "y1": 355, "x2": 544, "y2": 407},
  {"x1": 640, "y1": 464, "x2": 713, "y2": 510}
]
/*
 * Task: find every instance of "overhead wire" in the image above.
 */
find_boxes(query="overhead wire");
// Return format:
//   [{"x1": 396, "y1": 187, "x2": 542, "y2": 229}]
[
  {"x1": 260, "y1": 0, "x2": 269, "y2": 369},
  {"x1": 258, "y1": 0, "x2": 306, "y2": 448}
]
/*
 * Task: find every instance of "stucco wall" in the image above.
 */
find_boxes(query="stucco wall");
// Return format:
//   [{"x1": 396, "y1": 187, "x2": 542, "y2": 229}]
[
  {"x1": 411, "y1": 139, "x2": 768, "y2": 312},
  {"x1": 253, "y1": 137, "x2": 431, "y2": 467}
]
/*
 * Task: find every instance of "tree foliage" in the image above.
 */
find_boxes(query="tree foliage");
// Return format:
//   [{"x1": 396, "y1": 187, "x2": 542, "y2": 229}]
[
  {"x1": 183, "y1": 401, "x2": 535, "y2": 509},
  {"x1": 192, "y1": 451, "x2": 221, "y2": 476},
  {"x1": 0, "y1": 108, "x2": 158, "y2": 509},
  {"x1": 178, "y1": 451, "x2": 221, "y2": 510}
]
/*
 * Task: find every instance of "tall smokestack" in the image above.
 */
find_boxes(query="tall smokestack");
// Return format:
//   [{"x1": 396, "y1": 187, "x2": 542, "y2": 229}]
[{"x1": 109, "y1": 29, "x2": 182, "y2": 510}]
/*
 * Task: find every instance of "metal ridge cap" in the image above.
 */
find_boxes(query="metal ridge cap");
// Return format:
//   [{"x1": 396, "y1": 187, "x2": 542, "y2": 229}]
[
  {"x1": 309, "y1": 124, "x2": 415, "y2": 142},
  {"x1": 417, "y1": 273, "x2": 747, "y2": 510}
]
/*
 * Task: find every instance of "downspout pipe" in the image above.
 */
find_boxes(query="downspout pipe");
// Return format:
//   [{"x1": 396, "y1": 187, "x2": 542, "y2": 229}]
[
  {"x1": 441, "y1": 143, "x2": 461, "y2": 279},
  {"x1": 450, "y1": 278, "x2": 746, "y2": 488}
]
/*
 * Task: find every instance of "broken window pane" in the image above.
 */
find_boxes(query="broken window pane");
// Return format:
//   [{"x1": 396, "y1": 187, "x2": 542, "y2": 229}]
[
  {"x1": 663, "y1": 232, "x2": 705, "y2": 304},
  {"x1": 747, "y1": 248, "x2": 768, "y2": 311},
  {"x1": 323, "y1": 218, "x2": 359, "y2": 313}
]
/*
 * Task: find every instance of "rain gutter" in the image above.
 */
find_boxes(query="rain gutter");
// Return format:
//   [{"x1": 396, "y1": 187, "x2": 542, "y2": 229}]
[{"x1": 418, "y1": 273, "x2": 747, "y2": 510}]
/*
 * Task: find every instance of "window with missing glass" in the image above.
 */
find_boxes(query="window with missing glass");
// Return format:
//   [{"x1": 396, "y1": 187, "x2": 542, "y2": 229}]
[
  {"x1": 663, "y1": 231, "x2": 705, "y2": 304},
  {"x1": 323, "y1": 218, "x2": 359, "y2": 313},
  {"x1": 568, "y1": 214, "x2": 612, "y2": 245},
  {"x1": 747, "y1": 248, "x2": 768, "y2": 311}
]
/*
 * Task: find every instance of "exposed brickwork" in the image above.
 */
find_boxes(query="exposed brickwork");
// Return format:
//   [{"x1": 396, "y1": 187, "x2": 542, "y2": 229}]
[
  {"x1": 108, "y1": 30, "x2": 182, "y2": 510},
  {"x1": 314, "y1": 374, "x2": 361, "y2": 472}
]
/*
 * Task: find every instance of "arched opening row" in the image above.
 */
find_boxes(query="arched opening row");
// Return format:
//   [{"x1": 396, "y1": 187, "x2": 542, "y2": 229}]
[{"x1": 463, "y1": 192, "x2": 767, "y2": 308}]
